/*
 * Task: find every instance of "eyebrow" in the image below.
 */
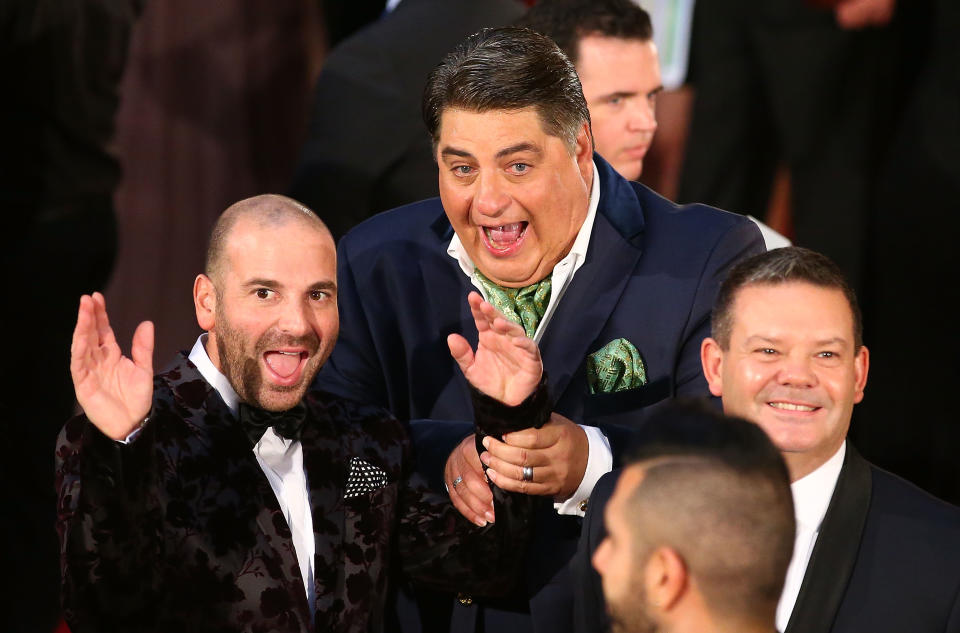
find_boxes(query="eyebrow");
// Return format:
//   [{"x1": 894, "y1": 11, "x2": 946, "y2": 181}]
[
  {"x1": 495, "y1": 142, "x2": 542, "y2": 160},
  {"x1": 242, "y1": 278, "x2": 338, "y2": 293},
  {"x1": 439, "y1": 143, "x2": 543, "y2": 161},
  {"x1": 742, "y1": 335, "x2": 849, "y2": 347}
]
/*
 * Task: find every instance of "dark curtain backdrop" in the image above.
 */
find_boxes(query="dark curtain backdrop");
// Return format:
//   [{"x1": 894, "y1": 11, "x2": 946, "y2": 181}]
[{"x1": 106, "y1": 0, "x2": 325, "y2": 366}]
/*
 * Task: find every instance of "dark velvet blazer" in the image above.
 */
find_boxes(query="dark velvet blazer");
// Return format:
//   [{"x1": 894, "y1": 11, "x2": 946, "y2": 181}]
[
  {"x1": 313, "y1": 155, "x2": 764, "y2": 632},
  {"x1": 56, "y1": 355, "x2": 541, "y2": 633},
  {"x1": 574, "y1": 445, "x2": 960, "y2": 633}
]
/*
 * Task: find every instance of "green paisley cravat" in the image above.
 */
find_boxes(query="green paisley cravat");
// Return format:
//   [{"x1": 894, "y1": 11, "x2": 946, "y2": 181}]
[
  {"x1": 474, "y1": 269, "x2": 552, "y2": 339},
  {"x1": 586, "y1": 338, "x2": 647, "y2": 394}
]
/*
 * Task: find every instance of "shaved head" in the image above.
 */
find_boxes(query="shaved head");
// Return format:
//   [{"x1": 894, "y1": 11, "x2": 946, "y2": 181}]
[{"x1": 205, "y1": 194, "x2": 330, "y2": 288}]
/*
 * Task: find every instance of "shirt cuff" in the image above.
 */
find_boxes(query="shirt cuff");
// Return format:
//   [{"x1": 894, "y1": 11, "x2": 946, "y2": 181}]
[{"x1": 553, "y1": 425, "x2": 612, "y2": 517}]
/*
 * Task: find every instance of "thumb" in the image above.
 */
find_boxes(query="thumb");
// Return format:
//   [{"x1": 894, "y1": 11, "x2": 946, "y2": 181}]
[
  {"x1": 131, "y1": 320, "x2": 155, "y2": 374},
  {"x1": 447, "y1": 333, "x2": 474, "y2": 374}
]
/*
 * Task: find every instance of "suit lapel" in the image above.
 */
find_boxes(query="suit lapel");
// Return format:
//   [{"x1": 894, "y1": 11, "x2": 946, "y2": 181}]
[
  {"x1": 420, "y1": 211, "x2": 480, "y2": 410},
  {"x1": 300, "y1": 403, "x2": 347, "y2": 622},
  {"x1": 538, "y1": 167, "x2": 644, "y2": 401},
  {"x1": 785, "y1": 445, "x2": 872, "y2": 633}
]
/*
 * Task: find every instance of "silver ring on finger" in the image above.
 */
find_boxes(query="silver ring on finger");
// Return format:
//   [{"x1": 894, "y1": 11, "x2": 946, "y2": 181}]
[
  {"x1": 522, "y1": 466, "x2": 534, "y2": 482},
  {"x1": 452, "y1": 475, "x2": 464, "y2": 489}
]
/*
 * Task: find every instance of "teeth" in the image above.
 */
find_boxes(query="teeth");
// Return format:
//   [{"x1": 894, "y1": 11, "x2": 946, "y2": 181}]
[
  {"x1": 769, "y1": 402, "x2": 816, "y2": 412},
  {"x1": 483, "y1": 222, "x2": 526, "y2": 246},
  {"x1": 278, "y1": 351, "x2": 299, "y2": 356}
]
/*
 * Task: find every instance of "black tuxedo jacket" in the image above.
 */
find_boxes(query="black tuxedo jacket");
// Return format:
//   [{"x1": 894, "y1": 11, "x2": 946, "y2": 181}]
[
  {"x1": 574, "y1": 445, "x2": 960, "y2": 633},
  {"x1": 289, "y1": 0, "x2": 524, "y2": 240},
  {"x1": 56, "y1": 355, "x2": 541, "y2": 633}
]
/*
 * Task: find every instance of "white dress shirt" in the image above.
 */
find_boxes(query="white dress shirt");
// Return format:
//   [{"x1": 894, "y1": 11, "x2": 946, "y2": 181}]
[
  {"x1": 447, "y1": 162, "x2": 612, "y2": 516},
  {"x1": 188, "y1": 335, "x2": 316, "y2": 614},
  {"x1": 776, "y1": 441, "x2": 846, "y2": 632}
]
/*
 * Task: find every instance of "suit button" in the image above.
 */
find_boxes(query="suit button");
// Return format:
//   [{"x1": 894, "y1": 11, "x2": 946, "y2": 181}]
[
  {"x1": 579, "y1": 499, "x2": 589, "y2": 513},
  {"x1": 458, "y1": 593, "x2": 473, "y2": 605}
]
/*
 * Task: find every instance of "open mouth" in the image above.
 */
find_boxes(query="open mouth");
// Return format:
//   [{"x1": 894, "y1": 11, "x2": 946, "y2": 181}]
[
  {"x1": 481, "y1": 221, "x2": 528, "y2": 255},
  {"x1": 263, "y1": 350, "x2": 308, "y2": 385}
]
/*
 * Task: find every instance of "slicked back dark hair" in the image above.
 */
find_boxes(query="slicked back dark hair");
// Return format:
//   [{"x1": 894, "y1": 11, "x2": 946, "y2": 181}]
[
  {"x1": 712, "y1": 247, "x2": 863, "y2": 350},
  {"x1": 422, "y1": 26, "x2": 591, "y2": 152},
  {"x1": 516, "y1": 0, "x2": 653, "y2": 66},
  {"x1": 621, "y1": 400, "x2": 795, "y2": 623}
]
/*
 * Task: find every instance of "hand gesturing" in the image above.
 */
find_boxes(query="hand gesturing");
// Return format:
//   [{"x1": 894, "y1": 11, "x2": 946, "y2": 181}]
[
  {"x1": 447, "y1": 291, "x2": 542, "y2": 406},
  {"x1": 70, "y1": 292, "x2": 154, "y2": 440}
]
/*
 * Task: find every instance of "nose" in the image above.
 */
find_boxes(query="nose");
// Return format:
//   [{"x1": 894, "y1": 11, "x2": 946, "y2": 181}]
[
  {"x1": 627, "y1": 97, "x2": 657, "y2": 135},
  {"x1": 777, "y1": 353, "x2": 818, "y2": 389},
  {"x1": 475, "y1": 173, "x2": 510, "y2": 217},
  {"x1": 277, "y1": 298, "x2": 311, "y2": 335}
]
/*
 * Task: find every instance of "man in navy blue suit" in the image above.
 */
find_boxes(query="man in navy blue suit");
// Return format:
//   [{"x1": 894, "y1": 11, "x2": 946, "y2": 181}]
[{"x1": 314, "y1": 26, "x2": 764, "y2": 633}]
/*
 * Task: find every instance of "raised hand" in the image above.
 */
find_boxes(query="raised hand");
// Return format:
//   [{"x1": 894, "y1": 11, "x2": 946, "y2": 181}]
[
  {"x1": 447, "y1": 291, "x2": 542, "y2": 406},
  {"x1": 70, "y1": 292, "x2": 155, "y2": 440}
]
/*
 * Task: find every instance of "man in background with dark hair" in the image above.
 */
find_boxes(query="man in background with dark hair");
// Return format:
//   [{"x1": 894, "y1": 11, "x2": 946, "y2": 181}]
[
  {"x1": 593, "y1": 404, "x2": 794, "y2": 633},
  {"x1": 517, "y1": 0, "x2": 660, "y2": 183},
  {"x1": 315, "y1": 25, "x2": 763, "y2": 633},
  {"x1": 579, "y1": 247, "x2": 960, "y2": 633}
]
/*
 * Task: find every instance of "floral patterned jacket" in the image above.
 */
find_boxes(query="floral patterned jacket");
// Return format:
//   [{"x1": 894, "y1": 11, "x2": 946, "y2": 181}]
[{"x1": 57, "y1": 354, "x2": 546, "y2": 633}]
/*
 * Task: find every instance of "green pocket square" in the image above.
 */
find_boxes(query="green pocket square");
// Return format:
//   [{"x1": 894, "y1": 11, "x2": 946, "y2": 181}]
[{"x1": 586, "y1": 338, "x2": 648, "y2": 394}]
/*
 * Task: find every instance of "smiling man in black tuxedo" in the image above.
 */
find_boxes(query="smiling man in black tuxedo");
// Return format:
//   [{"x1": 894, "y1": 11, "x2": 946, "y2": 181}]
[{"x1": 578, "y1": 247, "x2": 960, "y2": 633}]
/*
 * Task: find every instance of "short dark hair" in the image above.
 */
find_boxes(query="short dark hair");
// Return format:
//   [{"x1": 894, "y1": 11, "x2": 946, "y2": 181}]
[
  {"x1": 422, "y1": 26, "x2": 591, "y2": 152},
  {"x1": 622, "y1": 401, "x2": 795, "y2": 624},
  {"x1": 516, "y1": 0, "x2": 653, "y2": 66},
  {"x1": 711, "y1": 247, "x2": 863, "y2": 350}
]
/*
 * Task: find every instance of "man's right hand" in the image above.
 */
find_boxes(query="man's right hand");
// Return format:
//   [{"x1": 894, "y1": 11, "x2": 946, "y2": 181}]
[{"x1": 70, "y1": 292, "x2": 155, "y2": 440}]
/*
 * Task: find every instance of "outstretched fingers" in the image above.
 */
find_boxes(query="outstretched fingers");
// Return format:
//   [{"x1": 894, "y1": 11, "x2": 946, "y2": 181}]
[{"x1": 447, "y1": 333, "x2": 475, "y2": 373}]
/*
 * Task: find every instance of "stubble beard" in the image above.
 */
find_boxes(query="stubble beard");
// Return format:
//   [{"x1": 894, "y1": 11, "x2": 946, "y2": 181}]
[{"x1": 214, "y1": 306, "x2": 321, "y2": 411}]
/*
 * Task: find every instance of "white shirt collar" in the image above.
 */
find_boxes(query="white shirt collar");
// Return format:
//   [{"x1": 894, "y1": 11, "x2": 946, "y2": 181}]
[
  {"x1": 790, "y1": 441, "x2": 846, "y2": 531},
  {"x1": 188, "y1": 334, "x2": 240, "y2": 417},
  {"x1": 446, "y1": 160, "x2": 601, "y2": 278}
]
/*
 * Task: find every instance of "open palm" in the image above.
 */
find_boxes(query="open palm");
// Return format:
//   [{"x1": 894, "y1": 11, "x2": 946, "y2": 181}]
[
  {"x1": 448, "y1": 292, "x2": 542, "y2": 406},
  {"x1": 70, "y1": 292, "x2": 154, "y2": 440}
]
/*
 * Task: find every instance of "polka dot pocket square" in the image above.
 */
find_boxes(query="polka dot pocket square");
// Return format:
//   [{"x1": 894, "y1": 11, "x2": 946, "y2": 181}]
[{"x1": 344, "y1": 456, "x2": 389, "y2": 499}]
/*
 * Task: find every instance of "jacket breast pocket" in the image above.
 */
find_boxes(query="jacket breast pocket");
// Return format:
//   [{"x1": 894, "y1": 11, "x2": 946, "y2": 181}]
[{"x1": 581, "y1": 376, "x2": 670, "y2": 421}]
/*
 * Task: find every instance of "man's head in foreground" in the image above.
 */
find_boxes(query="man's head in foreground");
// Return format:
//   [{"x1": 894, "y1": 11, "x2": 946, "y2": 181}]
[
  {"x1": 423, "y1": 26, "x2": 594, "y2": 288},
  {"x1": 592, "y1": 403, "x2": 794, "y2": 633},
  {"x1": 701, "y1": 247, "x2": 869, "y2": 481},
  {"x1": 518, "y1": 0, "x2": 661, "y2": 180},
  {"x1": 194, "y1": 194, "x2": 338, "y2": 411}
]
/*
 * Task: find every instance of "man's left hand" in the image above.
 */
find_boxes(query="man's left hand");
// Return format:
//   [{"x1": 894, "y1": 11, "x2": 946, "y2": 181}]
[{"x1": 481, "y1": 412, "x2": 588, "y2": 500}]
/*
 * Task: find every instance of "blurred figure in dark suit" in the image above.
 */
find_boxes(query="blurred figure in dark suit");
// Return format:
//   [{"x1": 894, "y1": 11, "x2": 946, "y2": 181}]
[
  {"x1": 290, "y1": 0, "x2": 524, "y2": 240},
  {"x1": 0, "y1": 1, "x2": 142, "y2": 631}
]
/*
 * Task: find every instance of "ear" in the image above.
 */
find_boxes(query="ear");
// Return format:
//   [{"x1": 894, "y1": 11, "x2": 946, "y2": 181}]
[
  {"x1": 645, "y1": 546, "x2": 687, "y2": 613},
  {"x1": 574, "y1": 121, "x2": 593, "y2": 180},
  {"x1": 700, "y1": 337, "x2": 725, "y2": 398},
  {"x1": 194, "y1": 274, "x2": 217, "y2": 332},
  {"x1": 853, "y1": 345, "x2": 869, "y2": 404}
]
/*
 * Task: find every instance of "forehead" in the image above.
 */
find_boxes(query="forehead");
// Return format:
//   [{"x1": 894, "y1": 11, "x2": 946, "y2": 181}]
[
  {"x1": 437, "y1": 106, "x2": 555, "y2": 150},
  {"x1": 730, "y1": 282, "x2": 855, "y2": 343},
  {"x1": 608, "y1": 465, "x2": 646, "y2": 522},
  {"x1": 223, "y1": 217, "x2": 335, "y2": 280},
  {"x1": 576, "y1": 35, "x2": 659, "y2": 84}
]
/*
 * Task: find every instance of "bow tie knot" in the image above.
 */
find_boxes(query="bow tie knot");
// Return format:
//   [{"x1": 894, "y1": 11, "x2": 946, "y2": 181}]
[{"x1": 238, "y1": 401, "x2": 307, "y2": 447}]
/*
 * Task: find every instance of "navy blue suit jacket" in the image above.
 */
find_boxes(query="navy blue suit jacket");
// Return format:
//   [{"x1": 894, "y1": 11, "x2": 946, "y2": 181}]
[
  {"x1": 315, "y1": 156, "x2": 764, "y2": 632},
  {"x1": 575, "y1": 446, "x2": 960, "y2": 633}
]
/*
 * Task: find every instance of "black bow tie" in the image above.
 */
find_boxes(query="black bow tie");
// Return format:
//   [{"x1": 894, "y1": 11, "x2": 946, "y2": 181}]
[{"x1": 238, "y1": 401, "x2": 307, "y2": 447}]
